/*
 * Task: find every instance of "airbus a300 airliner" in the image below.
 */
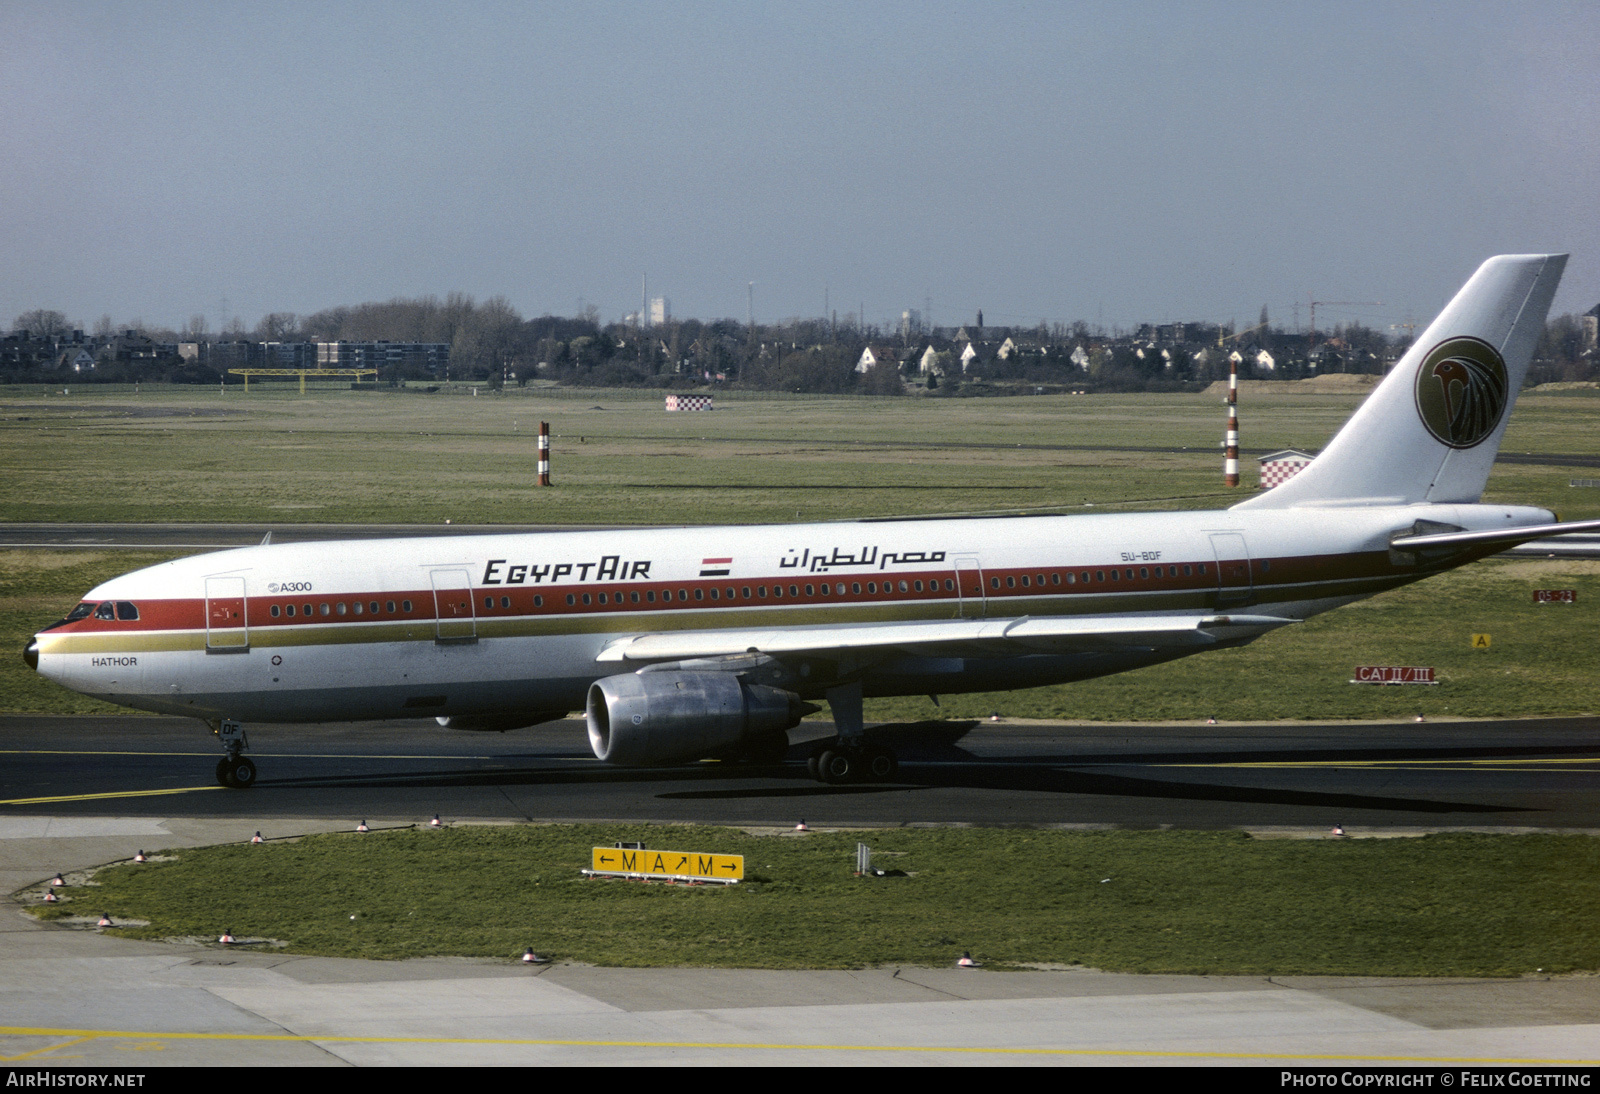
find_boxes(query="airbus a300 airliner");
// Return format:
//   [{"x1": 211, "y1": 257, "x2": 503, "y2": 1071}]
[{"x1": 25, "y1": 254, "x2": 1597, "y2": 788}]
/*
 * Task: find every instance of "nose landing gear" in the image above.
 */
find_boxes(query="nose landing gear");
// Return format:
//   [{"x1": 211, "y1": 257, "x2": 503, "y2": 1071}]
[{"x1": 212, "y1": 719, "x2": 256, "y2": 789}]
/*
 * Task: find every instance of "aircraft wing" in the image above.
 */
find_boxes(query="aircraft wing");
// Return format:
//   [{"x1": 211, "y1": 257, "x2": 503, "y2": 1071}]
[
  {"x1": 594, "y1": 613, "x2": 1298, "y2": 663},
  {"x1": 1389, "y1": 518, "x2": 1600, "y2": 552}
]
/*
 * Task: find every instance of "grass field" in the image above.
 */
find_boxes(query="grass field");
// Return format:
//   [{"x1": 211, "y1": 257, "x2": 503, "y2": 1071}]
[
  {"x1": 29, "y1": 824, "x2": 1600, "y2": 976},
  {"x1": 9, "y1": 387, "x2": 1599, "y2": 976},
  {"x1": 3, "y1": 382, "x2": 1598, "y2": 526},
  {"x1": 3, "y1": 383, "x2": 1598, "y2": 720}
]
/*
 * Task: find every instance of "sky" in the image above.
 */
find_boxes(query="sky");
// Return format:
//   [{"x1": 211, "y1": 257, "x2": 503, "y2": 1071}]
[{"x1": 3, "y1": 1, "x2": 1597, "y2": 335}]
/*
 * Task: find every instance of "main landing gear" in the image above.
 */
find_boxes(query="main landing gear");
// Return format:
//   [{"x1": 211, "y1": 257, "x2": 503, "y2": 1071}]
[
  {"x1": 805, "y1": 680, "x2": 900, "y2": 784},
  {"x1": 213, "y1": 718, "x2": 256, "y2": 789},
  {"x1": 807, "y1": 740, "x2": 898, "y2": 784}
]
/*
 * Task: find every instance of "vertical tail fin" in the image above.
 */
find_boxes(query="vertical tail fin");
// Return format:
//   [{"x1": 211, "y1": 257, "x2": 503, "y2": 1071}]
[{"x1": 1235, "y1": 254, "x2": 1566, "y2": 509}]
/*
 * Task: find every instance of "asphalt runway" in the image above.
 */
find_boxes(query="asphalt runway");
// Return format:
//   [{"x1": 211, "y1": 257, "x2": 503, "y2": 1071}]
[{"x1": 4, "y1": 713, "x2": 1597, "y2": 829}]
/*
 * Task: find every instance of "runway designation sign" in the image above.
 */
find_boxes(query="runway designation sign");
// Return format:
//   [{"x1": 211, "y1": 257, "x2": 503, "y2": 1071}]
[
  {"x1": 588, "y1": 846, "x2": 744, "y2": 884},
  {"x1": 1533, "y1": 589, "x2": 1577, "y2": 604}
]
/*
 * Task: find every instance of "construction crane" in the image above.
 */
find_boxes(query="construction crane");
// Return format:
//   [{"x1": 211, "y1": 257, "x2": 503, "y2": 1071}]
[{"x1": 1218, "y1": 320, "x2": 1270, "y2": 348}]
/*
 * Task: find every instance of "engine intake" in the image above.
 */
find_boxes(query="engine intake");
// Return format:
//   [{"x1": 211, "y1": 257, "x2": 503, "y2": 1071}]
[{"x1": 586, "y1": 671, "x2": 813, "y2": 765}]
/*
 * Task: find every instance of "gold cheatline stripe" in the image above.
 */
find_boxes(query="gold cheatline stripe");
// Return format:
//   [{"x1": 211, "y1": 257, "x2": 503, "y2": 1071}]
[
  {"x1": 37, "y1": 568, "x2": 1407, "y2": 657},
  {"x1": 0, "y1": 1026, "x2": 1593, "y2": 1064}
]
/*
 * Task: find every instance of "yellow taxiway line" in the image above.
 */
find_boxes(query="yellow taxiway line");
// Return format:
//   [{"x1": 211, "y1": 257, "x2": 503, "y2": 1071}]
[
  {"x1": 1156, "y1": 757, "x2": 1600, "y2": 770},
  {"x1": 0, "y1": 1025, "x2": 1595, "y2": 1065},
  {"x1": 0, "y1": 749, "x2": 507, "y2": 759},
  {"x1": 0, "y1": 786, "x2": 223, "y2": 806}
]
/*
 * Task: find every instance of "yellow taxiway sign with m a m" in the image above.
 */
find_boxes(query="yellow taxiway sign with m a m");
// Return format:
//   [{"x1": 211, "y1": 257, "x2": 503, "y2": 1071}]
[{"x1": 589, "y1": 846, "x2": 744, "y2": 883}]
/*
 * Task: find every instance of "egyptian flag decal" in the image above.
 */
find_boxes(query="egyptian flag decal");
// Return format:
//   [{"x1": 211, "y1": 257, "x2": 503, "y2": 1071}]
[{"x1": 699, "y1": 557, "x2": 732, "y2": 576}]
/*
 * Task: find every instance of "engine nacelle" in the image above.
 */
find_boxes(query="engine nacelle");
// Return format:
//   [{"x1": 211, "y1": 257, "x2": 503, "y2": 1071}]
[{"x1": 585, "y1": 671, "x2": 812, "y2": 765}]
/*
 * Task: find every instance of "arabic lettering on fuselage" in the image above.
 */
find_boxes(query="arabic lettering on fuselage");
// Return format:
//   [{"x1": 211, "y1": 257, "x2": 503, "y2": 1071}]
[{"x1": 778, "y1": 546, "x2": 948, "y2": 573}]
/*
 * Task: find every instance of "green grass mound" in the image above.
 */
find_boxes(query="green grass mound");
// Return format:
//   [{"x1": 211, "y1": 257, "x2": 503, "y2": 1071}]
[{"x1": 32, "y1": 825, "x2": 1600, "y2": 976}]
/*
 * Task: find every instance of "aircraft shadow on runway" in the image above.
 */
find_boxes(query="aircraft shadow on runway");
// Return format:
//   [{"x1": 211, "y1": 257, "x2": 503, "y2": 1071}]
[{"x1": 246, "y1": 733, "x2": 1559, "y2": 816}]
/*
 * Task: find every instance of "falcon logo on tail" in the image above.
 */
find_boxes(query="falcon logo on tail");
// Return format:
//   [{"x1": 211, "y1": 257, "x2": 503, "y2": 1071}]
[{"x1": 1414, "y1": 336, "x2": 1507, "y2": 449}]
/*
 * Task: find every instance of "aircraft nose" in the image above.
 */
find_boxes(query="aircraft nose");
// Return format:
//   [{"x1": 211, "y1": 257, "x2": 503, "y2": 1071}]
[{"x1": 23, "y1": 639, "x2": 38, "y2": 672}]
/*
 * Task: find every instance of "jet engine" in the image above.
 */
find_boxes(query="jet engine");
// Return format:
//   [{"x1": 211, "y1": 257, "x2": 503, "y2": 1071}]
[{"x1": 585, "y1": 671, "x2": 814, "y2": 765}]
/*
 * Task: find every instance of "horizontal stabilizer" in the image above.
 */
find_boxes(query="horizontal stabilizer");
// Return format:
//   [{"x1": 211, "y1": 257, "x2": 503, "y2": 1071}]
[
  {"x1": 595, "y1": 613, "x2": 1299, "y2": 663},
  {"x1": 1389, "y1": 517, "x2": 1600, "y2": 552}
]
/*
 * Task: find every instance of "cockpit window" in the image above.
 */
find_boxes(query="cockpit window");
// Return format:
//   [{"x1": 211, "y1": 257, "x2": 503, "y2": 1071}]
[
  {"x1": 116, "y1": 602, "x2": 139, "y2": 621},
  {"x1": 94, "y1": 601, "x2": 116, "y2": 620},
  {"x1": 65, "y1": 602, "x2": 95, "y2": 623}
]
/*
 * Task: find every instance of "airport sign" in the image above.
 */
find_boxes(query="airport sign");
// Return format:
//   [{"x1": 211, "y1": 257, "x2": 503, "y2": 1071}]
[
  {"x1": 1351, "y1": 666, "x2": 1437, "y2": 685},
  {"x1": 588, "y1": 846, "x2": 745, "y2": 884}
]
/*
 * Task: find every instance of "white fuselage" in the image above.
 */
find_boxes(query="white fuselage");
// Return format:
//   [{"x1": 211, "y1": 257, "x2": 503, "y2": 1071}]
[{"x1": 32, "y1": 501, "x2": 1549, "y2": 725}]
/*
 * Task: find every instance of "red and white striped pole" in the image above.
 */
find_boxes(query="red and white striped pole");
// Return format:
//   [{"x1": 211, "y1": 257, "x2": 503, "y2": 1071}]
[
  {"x1": 538, "y1": 422, "x2": 551, "y2": 486},
  {"x1": 1224, "y1": 361, "x2": 1240, "y2": 487}
]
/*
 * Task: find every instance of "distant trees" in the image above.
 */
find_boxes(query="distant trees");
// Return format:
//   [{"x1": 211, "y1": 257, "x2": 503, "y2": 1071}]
[
  {"x1": 253, "y1": 312, "x2": 301, "y2": 341},
  {"x1": 1532, "y1": 314, "x2": 1592, "y2": 383},
  {"x1": 14, "y1": 285, "x2": 1593, "y2": 395},
  {"x1": 13, "y1": 309, "x2": 73, "y2": 339},
  {"x1": 744, "y1": 346, "x2": 856, "y2": 393}
]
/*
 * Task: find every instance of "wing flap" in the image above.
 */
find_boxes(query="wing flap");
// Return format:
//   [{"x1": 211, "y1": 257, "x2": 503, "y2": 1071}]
[{"x1": 595, "y1": 613, "x2": 1298, "y2": 663}]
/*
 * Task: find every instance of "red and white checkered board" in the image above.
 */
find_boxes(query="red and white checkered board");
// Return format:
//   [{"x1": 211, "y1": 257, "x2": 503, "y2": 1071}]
[{"x1": 1259, "y1": 458, "x2": 1311, "y2": 489}]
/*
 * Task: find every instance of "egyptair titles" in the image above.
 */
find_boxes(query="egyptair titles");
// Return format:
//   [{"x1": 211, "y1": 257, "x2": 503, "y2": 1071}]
[
  {"x1": 481, "y1": 555, "x2": 651, "y2": 586},
  {"x1": 479, "y1": 543, "x2": 950, "y2": 586}
]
